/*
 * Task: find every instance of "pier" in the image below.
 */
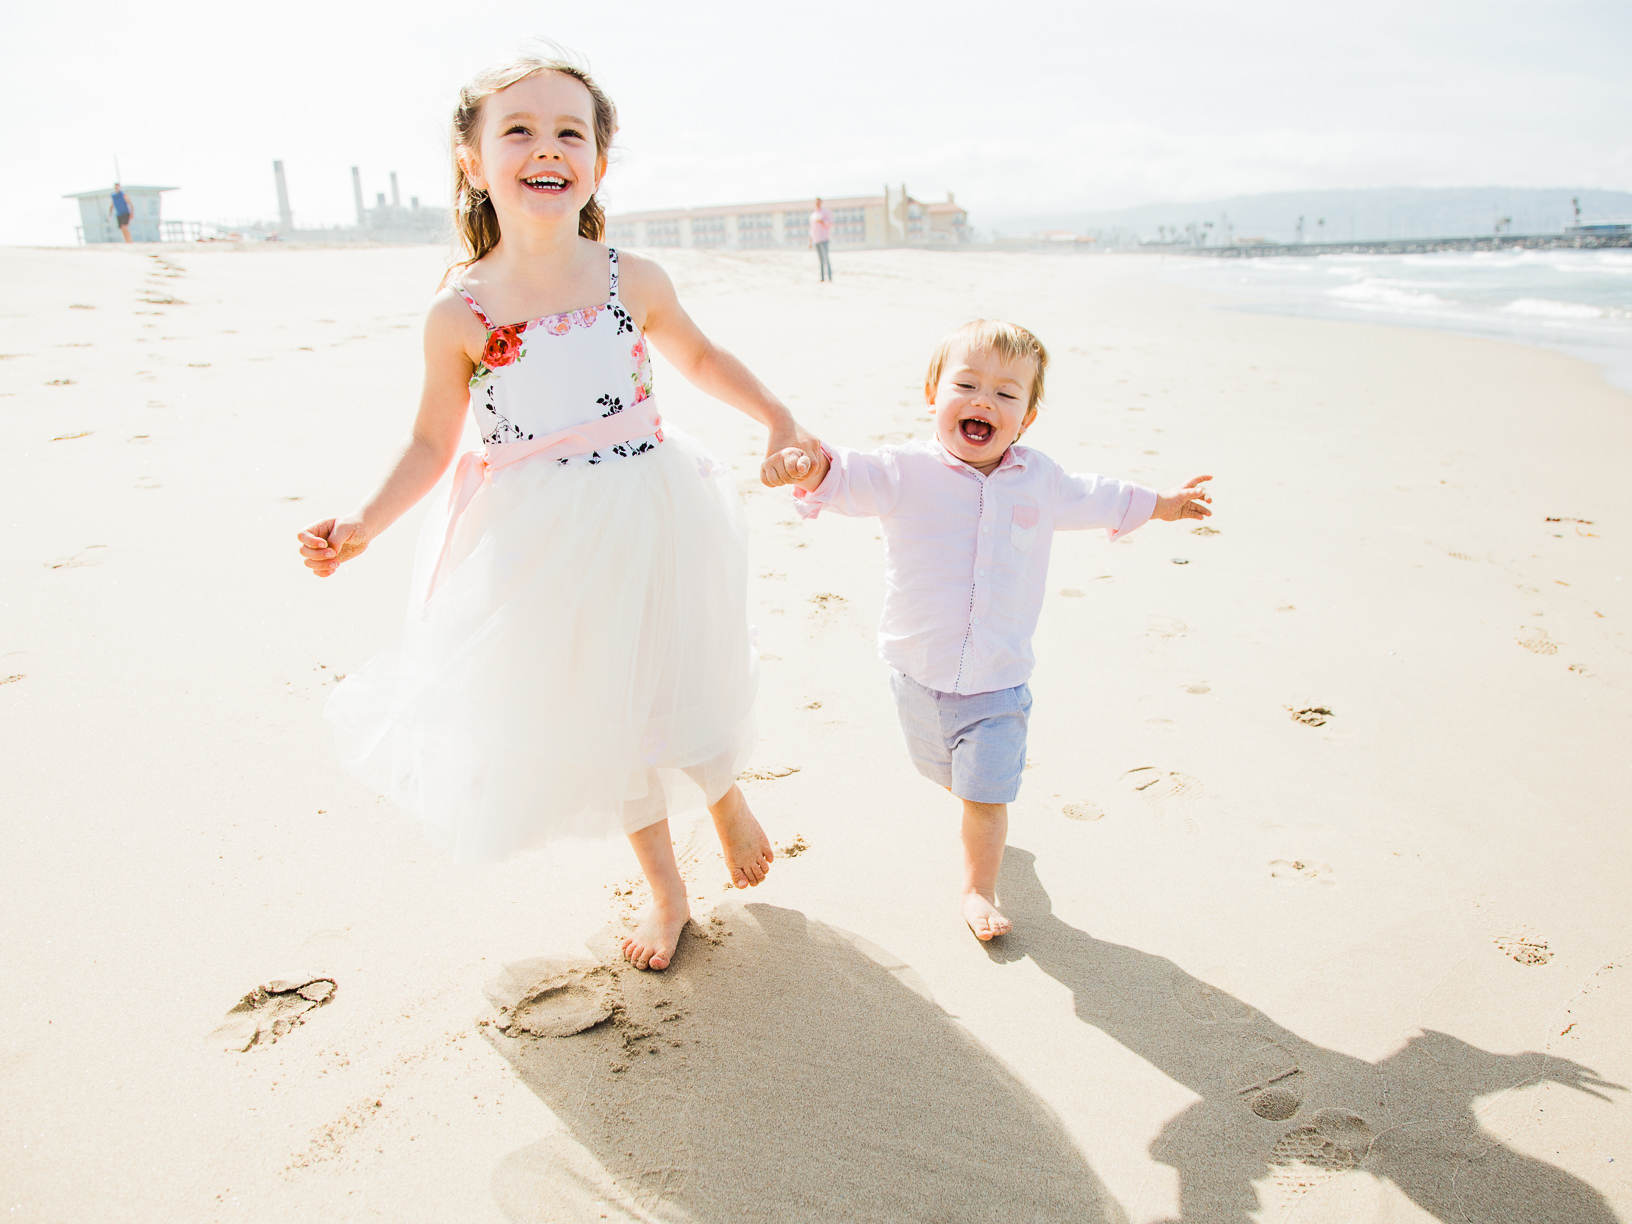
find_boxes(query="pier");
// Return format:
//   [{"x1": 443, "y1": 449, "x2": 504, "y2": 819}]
[{"x1": 1157, "y1": 229, "x2": 1631, "y2": 258}]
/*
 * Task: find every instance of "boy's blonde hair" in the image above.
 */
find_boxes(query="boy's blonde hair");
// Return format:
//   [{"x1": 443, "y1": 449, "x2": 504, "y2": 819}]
[{"x1": 924, "y1": 319, "x2": 1049, "y2": 413}]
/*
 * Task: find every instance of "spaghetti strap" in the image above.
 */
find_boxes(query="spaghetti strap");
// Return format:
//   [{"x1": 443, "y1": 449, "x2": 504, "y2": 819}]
[
  {"x1": 607, "y1": 247, "x2": 620, "y2": 301},
  {"x1": 450, "y1": 279, "x2": 494, "y2": 330}
]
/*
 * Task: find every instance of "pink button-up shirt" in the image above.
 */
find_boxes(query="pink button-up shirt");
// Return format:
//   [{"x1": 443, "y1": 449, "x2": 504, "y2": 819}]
[{"x1": 795, "y1": 438, "x2": 1156, "y2": 694}]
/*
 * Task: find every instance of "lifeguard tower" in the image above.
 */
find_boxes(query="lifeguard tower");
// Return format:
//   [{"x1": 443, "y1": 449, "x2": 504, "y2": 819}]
[{"x1": 64, "y1": 185, "x2": 177, "y2": 243}]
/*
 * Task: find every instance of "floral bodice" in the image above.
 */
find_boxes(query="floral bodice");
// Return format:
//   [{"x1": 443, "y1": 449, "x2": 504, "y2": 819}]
[{"x1": 453, "y1": 248, "x2": 659, "y2": 465}]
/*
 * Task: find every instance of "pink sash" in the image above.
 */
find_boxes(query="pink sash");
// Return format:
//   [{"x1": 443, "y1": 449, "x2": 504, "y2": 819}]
[{"x1": 425, "y1": 402, "x2": 663, "y2": 606}]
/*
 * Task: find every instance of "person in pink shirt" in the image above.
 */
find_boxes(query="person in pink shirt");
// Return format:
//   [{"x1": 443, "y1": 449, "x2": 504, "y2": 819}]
[
  {"x1": 764, "y1": 319, "x2": 1212, "y2": 941},
  {"x1": 809, "y1": 197, "x2": 834, "y2": 282}
]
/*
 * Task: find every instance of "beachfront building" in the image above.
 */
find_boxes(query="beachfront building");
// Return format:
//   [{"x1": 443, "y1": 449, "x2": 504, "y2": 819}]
[
  {"x1": 64, "y1": 185, "x2": 176, "y2": 243},
  {"x1": 607, "y1": 186, "x2": 971, "y2": 251}
]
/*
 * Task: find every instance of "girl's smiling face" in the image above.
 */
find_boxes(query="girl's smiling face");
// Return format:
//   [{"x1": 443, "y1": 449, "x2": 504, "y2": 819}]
[
  {"x1": 929, "y1": 341, "x2": 1040, "y2": 474},
  {"x1": 462, "y1": 71, "x2": 603, "y2": 230}
]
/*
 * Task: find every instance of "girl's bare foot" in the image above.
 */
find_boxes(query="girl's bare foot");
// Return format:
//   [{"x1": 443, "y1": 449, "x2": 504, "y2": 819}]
[
  {"x1": 962, "y1": 891, "x2": 1012, "y2": 941},
  {"x1": 709, "y1": 784, "x2": 773, "y2": 888},
  {"x1": 622, "y1": 900, "x2": 690, "y2": 971}
]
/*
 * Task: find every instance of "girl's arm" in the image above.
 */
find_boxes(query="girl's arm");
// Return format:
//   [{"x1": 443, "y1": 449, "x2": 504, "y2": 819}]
[
  {"x1": 618, "y1": 252, "x2": 820, "y2": 485},
  {"x1": 296, "y1": 291, "x2": 481, "y2": 577}
]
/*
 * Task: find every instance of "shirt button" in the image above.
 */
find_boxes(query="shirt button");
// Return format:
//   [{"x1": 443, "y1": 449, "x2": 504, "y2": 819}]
[
  {"x1": 972, "y1": 616, "x2": 981, "y2": 625},
  {"x1": 982, "y1": 525, "x2": 991, "y2": 533},
  {"x1": 978, "y1": 568, "x2": 986, "y2": 577}
]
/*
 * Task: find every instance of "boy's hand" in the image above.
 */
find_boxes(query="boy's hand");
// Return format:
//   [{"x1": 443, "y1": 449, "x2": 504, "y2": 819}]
[
  {"x1": 761, "y1": 439, "x2": 829, "y2": 491},
  {"x1": 1153, "y1": 475, "x2": 1213, "y2": 522},
  {"x1": 763, "y1": 417, "x2": 823, "y2": 488},
  {"x1": 297, "y1": 516, "x2": 368, "y2": 577}
]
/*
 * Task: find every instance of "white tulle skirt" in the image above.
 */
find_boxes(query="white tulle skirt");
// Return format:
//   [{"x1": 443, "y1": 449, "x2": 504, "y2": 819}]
[{"x1": 326, "y1": 428, "x2": 757, "y2": 861}]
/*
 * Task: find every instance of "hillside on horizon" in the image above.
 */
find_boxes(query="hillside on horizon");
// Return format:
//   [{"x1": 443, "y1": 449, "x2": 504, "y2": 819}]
[{"x1": 989, "y1": 186, "x2": 1632, "y2": 246}]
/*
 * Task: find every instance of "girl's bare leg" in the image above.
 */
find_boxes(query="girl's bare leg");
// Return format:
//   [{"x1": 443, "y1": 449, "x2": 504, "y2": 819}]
[
  {"x1": 709, "y1": 783, "x2": 773, "y2": 889},
  {"x1": 961, "y1": 799, "x2": 1012, "y2": 940},
  {"x1": 622, "y1": 820, "x2": 690, "y2": 971}
]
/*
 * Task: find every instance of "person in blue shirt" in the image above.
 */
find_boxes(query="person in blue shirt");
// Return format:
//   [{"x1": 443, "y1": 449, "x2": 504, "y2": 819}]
[{"x1": 108, "y1": 184, "x2": 132, "y2": 243}]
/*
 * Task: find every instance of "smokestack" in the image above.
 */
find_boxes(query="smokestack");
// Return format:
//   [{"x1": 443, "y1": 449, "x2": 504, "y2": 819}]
[
  {"x1": 351, "y1": 166, "x2": 366, "y2": 227},
  {"x1": 390, "y1": 172, "x2": 400, "y2": 209},
  {"x1": 273, "y1": 160, "x2": 293, "y2": 231}
]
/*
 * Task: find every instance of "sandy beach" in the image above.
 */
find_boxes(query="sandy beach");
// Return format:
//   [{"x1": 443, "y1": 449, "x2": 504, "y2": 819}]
[{"x1": 2, "y1": 240, "x2": 1629, "y2": 1222}]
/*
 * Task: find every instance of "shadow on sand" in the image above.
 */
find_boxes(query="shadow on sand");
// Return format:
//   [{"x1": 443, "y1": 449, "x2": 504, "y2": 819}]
[
  {"x1": 485, "y1": 902, "x2": 1124, "y2": 1224},
  {"x1": 989, "y1": 846, "x2": 1624, "y2": 1224}
]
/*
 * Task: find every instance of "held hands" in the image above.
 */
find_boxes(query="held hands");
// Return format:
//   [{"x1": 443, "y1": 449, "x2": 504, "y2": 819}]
[
  {"x1": 297, "y1": 516, "x2": 368, "y2": 578},
  {"x1": 1153, "y1": 475, "x2": 1213, "y2": 522},
  {"x1": 760, "y1": 425, "x2": 827, "y2": 491}
]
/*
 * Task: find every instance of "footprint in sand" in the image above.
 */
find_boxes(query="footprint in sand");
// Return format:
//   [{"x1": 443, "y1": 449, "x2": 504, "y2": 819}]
[
  {"x1": 1173, "y1": 976, "x2": 1252, "y2": 1024},
  {"x1": 1494, "y1": 933, "x2": 1553, "y2": 966},
  {"x1": 1231, "y1": 1036, "x2": 1303, "y2": 1115},
  {"x1": 1262, "y1": 1110, "x2": 1375, "y2": 1205},
  {"x1": 215, "y1": 977, "x2": 336, "y2": 1052},
  {"x1": 737, "y1": 765, "x2": 800, "y2": 781},
  {"x1": 1121, "y1": 766, "x2": 1203, "y2": 805},
  {"x1": 1287, "y1": 705, "x2": 1333, "y2": 726},
  {"x1": 1146, "y1": 616, "x2": 1188, "y2": 639},
  {"x1": 489, "y1": 966, "x2": 616, "y2": 1038},
  {"x1": 1061, "y1": 801, "x2": 1105, "y2": 822},
  {"x1": 1517, "y1": 627, "x2": 1558, "y2": 655},
  {"x1": 1269, "y1": 859, "x2": 1335, "y2": 887}
]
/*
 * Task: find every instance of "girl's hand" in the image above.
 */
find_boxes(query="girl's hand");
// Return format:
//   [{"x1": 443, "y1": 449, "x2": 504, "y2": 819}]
[
  {"x1": 1153, "y1": 475, "x2": 1213, "y2": 522},
  {"x1": 297, "y1": 516, "x2": 368, "y2": 577}
]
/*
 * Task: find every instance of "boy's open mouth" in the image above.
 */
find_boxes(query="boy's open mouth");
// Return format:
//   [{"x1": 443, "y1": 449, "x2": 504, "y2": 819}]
[
  {"x1": 959, "y1": 418, "x2": 995, "y2": 445},
  {"x1": 522, "y1": 173, "x2": 570, "y2": 195}
]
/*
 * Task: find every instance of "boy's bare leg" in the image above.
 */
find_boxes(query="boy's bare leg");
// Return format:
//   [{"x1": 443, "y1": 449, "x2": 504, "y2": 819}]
[
  {"x1": 709, "y1": 783, "x2": 773, "y2": 889},
  {"x1": 961, "y1": 799, "x2": 1013, "y2": 940},
  {"x1": 623, "y1": 820, "x2": 690, "y2": 971}
]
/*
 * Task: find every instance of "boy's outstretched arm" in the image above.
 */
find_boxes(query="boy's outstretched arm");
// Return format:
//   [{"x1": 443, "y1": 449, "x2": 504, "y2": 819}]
[{"x1": 1152, "y1": 475, "x2": 1214, "y2": 522}]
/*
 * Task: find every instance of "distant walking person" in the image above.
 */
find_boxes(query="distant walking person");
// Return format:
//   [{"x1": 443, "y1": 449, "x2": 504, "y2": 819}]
[
  {"x1": 109, "y1": 183, "x2": 132, "y2": 243},
  {"x1": 809, "y1": 196, "x2": 833, "y2": 282}
]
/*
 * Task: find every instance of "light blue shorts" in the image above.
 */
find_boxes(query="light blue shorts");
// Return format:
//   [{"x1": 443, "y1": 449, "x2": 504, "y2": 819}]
[{"x1": 889, "y1": 672, "x2": 1032, "y2": 804}]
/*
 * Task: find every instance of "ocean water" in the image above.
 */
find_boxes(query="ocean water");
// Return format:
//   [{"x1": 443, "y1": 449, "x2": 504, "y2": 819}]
[{"x1": 1166, "y1": 249, "x2": 1632, "y2": 394}]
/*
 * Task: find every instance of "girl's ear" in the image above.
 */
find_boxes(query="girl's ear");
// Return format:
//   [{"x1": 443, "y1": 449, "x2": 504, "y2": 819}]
[
  {"x1": 924, "y1": 381, "x2": 937, "y2": 413},
  {"x1": 594, "y1": 152, "x2": 608, "y2": 190},
  {"x1": 457, "y1": 145, "x2": 486, "y2": 191}
]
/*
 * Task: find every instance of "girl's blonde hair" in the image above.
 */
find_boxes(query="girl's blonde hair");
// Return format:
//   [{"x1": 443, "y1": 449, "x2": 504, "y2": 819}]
[
  {"x1": 449, "y1": 48, "x2": 618, "y2": 267},
  {"x1": 925, "y1": 319, "x2": 1049, "y2": 413}
]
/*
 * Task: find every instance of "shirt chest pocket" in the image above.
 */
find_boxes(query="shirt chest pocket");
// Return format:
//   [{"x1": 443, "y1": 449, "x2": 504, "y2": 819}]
[{"x1": 1010, "y1": 503, "x2": 1039, "y2": 553}]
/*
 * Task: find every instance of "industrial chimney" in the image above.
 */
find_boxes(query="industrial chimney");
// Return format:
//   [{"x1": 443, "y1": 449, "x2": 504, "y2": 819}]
[
  {"x1": 390, "y1": 172, "x2": 400, "y2": 209},
  {"x1": 351, "y1": 166, "x2": 366, "y2": 227},
  {"x1": 273, "y1": 160, "x2": 293, "y2": 231}
]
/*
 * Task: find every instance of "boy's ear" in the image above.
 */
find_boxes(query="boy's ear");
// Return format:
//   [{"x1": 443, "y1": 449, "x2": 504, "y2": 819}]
[
  {"x1": 1018, "y1": 405, "x2": 1040, "y2": 435},
  {"x1": 924, "y1": 381, "x2": 937, "y2": 412}
]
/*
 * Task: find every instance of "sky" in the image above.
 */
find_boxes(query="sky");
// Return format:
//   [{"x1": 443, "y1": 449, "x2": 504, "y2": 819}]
[{"x1": 4, "y1": 0, "x2": 1629, "y2": 244}]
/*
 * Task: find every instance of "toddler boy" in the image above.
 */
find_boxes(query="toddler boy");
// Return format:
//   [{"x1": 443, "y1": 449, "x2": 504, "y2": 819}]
[{"x1": 765, "y1": 320, "x2": 1212, "y2": 939}]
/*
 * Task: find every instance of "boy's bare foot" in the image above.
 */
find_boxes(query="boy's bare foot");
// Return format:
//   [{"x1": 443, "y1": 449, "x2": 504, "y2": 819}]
[
  {"x1": 709, "y1": 784, "x2": 773, "y2": 888},
  {"x1": 622, "y1": 900, "x2": 689, "y2": 971},
  {"x1": 962, "y1": 891, "x2": 1012, "y2": 941}
]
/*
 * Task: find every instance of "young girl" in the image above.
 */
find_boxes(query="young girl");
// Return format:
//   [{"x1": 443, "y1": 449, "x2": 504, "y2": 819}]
[{"x1": 297, "y1": 51, "x2": 817, "y2": 972}]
